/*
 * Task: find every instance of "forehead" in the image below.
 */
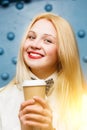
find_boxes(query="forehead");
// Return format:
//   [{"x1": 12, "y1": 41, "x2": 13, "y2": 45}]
[{"x1": 30, "y1": 19, "x2": 56, "y2": 37}]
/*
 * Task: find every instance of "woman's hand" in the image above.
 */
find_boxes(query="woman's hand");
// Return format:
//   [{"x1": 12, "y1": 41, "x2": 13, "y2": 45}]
[{"x1": 18, "y1": 96, "x2": 54, "y2": 130}]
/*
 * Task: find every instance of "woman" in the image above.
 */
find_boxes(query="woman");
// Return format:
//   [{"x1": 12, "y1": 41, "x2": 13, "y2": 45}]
[{"x1": 0, "y1": 12, "x2": 87, "y2": 130}]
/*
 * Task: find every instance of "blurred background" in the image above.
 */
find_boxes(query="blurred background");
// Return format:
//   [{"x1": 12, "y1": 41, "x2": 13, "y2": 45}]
[{"x1": 0, "y1": 0, "x2": 87, "y2": 87}]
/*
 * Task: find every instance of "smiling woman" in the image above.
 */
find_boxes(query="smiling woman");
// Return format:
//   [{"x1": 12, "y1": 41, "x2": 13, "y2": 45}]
[
  {"x1": 0, "y1": 12, "x2": 87, "y2": 130},
  {"x1": 23, "y1": 18, "x2": 58, "y2": 78}
]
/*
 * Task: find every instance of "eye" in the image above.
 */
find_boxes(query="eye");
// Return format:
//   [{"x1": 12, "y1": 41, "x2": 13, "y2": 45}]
[
  {"x1": 28, "y1": 35, "x2": 35, "y2": 40},
  {"x1": 44, "y1": 39, "x2": 53, "y2": 44}
]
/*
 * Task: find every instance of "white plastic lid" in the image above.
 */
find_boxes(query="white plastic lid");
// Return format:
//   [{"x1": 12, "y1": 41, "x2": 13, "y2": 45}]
[{"x1": 22, "y1": 79, "x2": 46, "y2": 87}]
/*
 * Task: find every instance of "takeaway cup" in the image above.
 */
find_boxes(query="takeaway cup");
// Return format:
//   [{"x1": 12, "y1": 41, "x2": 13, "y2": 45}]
[{"x1": 22, "y1": 79, "x2": 46, "y2": 100}]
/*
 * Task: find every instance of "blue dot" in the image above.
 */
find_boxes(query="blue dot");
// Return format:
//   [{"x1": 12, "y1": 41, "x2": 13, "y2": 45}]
[
  {"x1": 1, "y1": 72, "x2": 9, "y2": 80},
  {"x1": 44, "y1": 4, "x2": 53, "y2": 12},
  {"x1": 0, "y1": 48, "x2": 4, "y2": 55},
  {"x1": 12, "y1": 57, "x2": 17, "y2": 65},
  {"x1": 77, "y1": 30, "x2": 86, "y2": 38},
  {"x1": 1, "y1": 0, "x2": 10, "y2": 7},
  {"x1": 24, "y1": 0, "x2": 31, "y2": 3},
  {"x1": 83, "y1": 56, "x2": 87, "y2": 63},
  {"x1": 7, "y1": 32, "x2": 15, "y2": 41},
  {"x1": 16, "y1": 2, "x2": 24, "y2": 10}
]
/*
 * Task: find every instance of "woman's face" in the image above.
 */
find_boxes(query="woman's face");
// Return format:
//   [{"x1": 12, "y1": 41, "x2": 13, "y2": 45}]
[{"x1": 23, "y1": 18, "x2": 58, "y2": 77}]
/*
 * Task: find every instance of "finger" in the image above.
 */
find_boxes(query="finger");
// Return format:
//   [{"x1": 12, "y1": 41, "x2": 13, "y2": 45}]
[
  {"x1": 26, "y1": 120, "x2": 52, "y2": 129},
  {"x1": 26, "y1": 113, "x2": 52, "y2": 123},
  {"x1": 19, "y1": 109, "x2": 53, "y2": 129},
  {"x1": 21, "y1": 104, "x2": 43, "y2": 115},
  {"x1": 20, "y1": 104, "x2": 51, "y2": 119},
  {"x1": 19, "y1": 113, "x2": 28, "y2": 125},
  {"x1": 22, "y1": 114, "x2": 51, "y2": 129},
  {"x1": 33, "y1": 96, "x2": 52, "y2": 118},
  {"x1": 20, "y1": 99, "x2": 35, "y2": 110},
  {"x1": 33, "y1": 96, "x2": 52, "y2": 110}
]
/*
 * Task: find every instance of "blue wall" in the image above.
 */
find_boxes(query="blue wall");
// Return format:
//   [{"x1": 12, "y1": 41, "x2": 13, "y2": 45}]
[{"x1": 0, "y1": 0, "x2": 87, "y2": 87}]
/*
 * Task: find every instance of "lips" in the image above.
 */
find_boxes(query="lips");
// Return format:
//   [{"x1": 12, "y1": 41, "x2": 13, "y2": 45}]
[{"x1": 28, "y1": 51, "x2": 44, "y2": 59}]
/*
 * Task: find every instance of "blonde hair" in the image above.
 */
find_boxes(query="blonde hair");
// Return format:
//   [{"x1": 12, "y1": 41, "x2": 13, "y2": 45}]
[
  {"x1": 10, "y1": 12, "x2": 86, "y2": 127},
  {"x1": 16, "y1": 12, "x2": 85, "y2": 85}
]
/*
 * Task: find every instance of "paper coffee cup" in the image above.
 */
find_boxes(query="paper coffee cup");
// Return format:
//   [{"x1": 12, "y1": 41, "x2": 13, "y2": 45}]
[{"x1": 22, "y1": 79, "x2": 46, "y2": 100}]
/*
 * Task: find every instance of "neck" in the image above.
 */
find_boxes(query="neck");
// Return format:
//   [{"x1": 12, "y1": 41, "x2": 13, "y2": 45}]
[{"x1": 30, "y1": 68, "x2": 57, "y2": 79}]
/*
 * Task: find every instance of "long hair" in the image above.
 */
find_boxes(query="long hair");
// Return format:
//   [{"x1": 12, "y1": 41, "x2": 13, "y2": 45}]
[
  {"x1": 16, "y1": 12, "x2": 85, "y2": 85},
  {"x1": 15, "y1": 13, "x2": 86, "y2": 127}
]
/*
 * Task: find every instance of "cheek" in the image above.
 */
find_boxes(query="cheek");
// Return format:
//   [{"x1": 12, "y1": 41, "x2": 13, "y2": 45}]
[
  {"x1": 22, "y1": 43, "x2": 28, "y2": 59},
  {"x1": 49, "y1": 47, "x2": 58, "y2": 62},
  {"x1": 47, "y1": 47, "x2": 58, "y2": 56},
  {"x1": 23, "y1": 39, "x2": 30, "y2": 50}
]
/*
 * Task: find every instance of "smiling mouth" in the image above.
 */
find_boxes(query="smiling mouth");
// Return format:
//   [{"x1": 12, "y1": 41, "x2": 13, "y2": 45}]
[{"x1": 28, "y1": 52, "x2": 44, "y2": 59}]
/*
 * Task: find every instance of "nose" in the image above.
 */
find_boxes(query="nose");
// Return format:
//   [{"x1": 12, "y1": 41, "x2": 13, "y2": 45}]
[{"x1": 30, "y1": 39, "x2": 41, "y2": 49}]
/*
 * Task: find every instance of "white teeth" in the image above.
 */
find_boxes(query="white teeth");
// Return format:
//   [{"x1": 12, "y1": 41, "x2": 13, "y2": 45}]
[{"x1": 30, "y1": 53, "x2": 40, "y2": 56}]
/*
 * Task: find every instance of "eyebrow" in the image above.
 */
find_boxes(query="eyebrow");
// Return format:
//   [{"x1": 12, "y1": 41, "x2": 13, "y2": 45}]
[
  {"x1": 44, "y1": 34, "x2": 56, "y2": 39},
  {"x1": 28, "y1": 31, "x2": 56, "y2": 39},
  {"x1": 28, "y1": 31, "x2": 35, "y2": 34}
]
